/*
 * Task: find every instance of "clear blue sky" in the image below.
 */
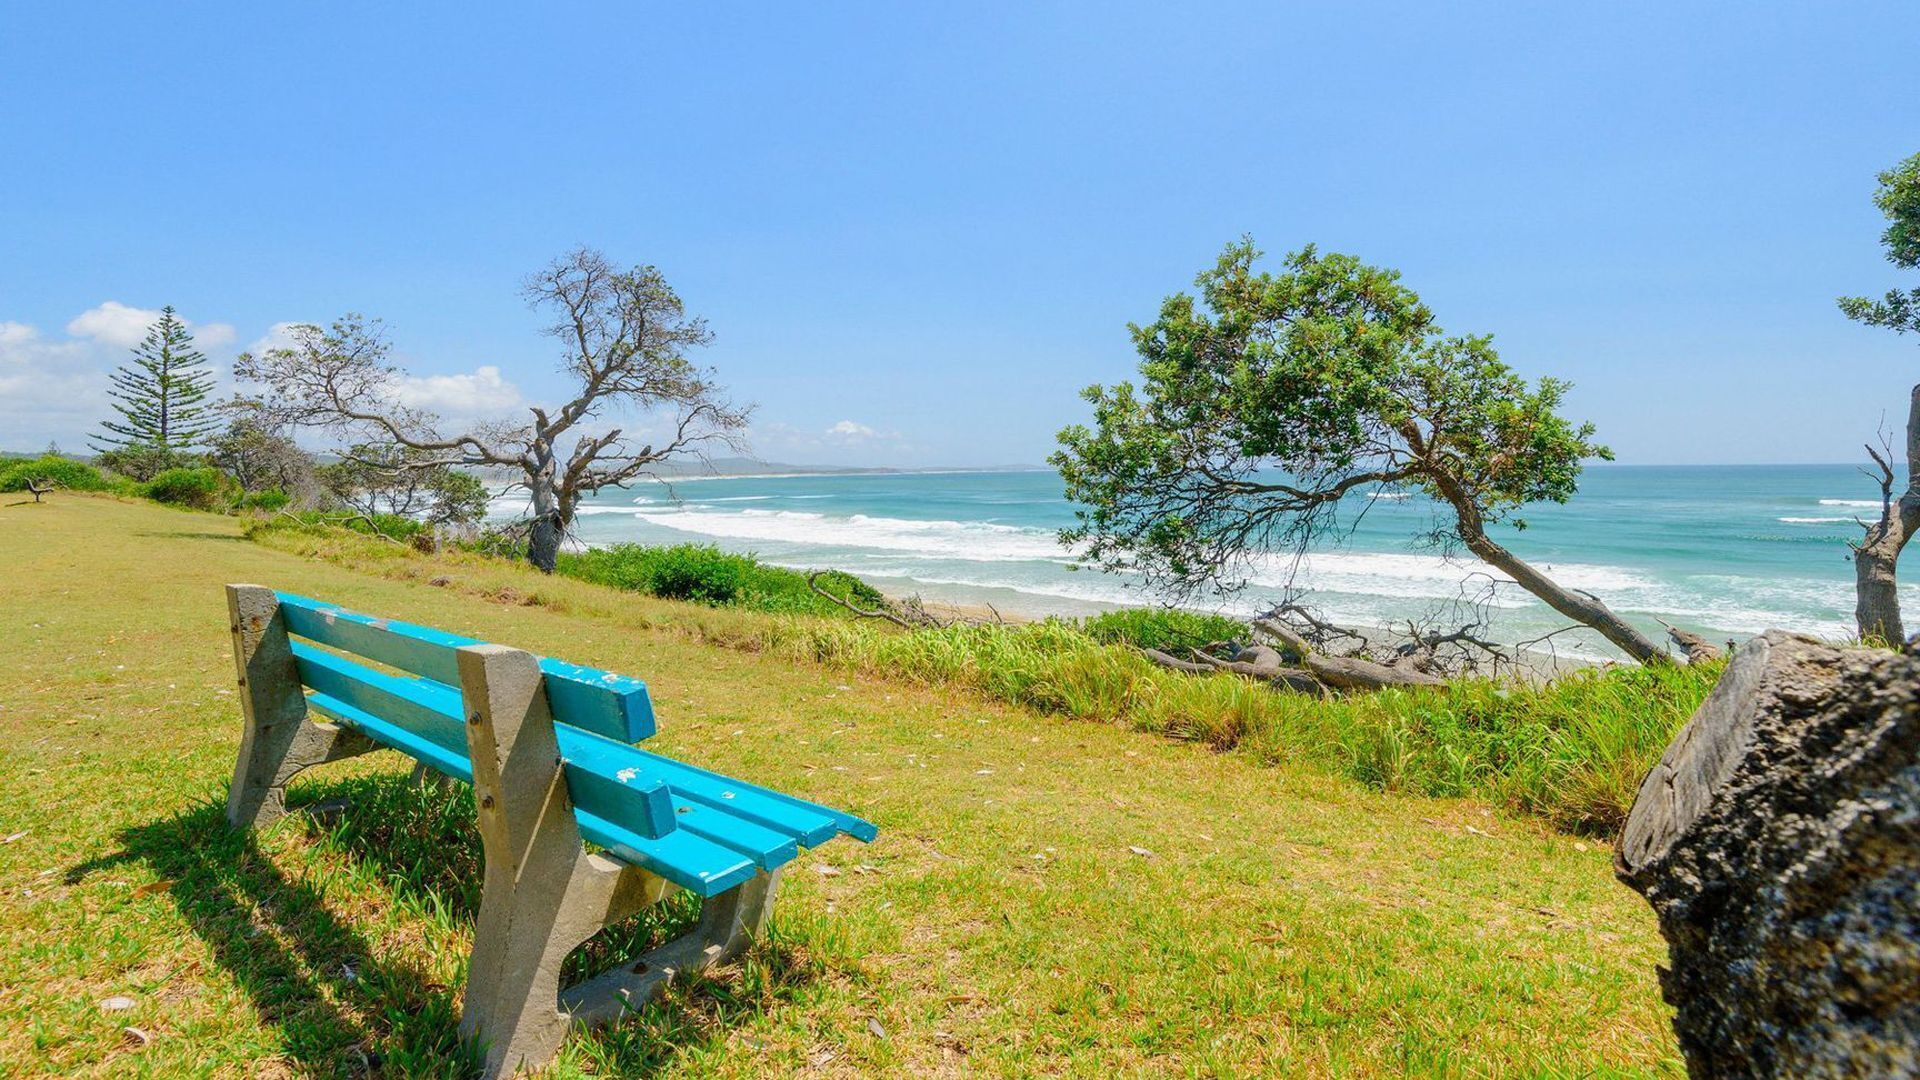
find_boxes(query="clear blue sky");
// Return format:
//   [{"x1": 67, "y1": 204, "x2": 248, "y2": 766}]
[{"x1": 2, "y1": 3, "x2": 1915, "y2": 466}]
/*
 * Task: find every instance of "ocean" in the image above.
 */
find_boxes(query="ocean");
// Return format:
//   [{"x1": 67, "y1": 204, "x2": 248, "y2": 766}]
[{"x1": 515, "y1": 465, "x2": 1917, "y2": 661}]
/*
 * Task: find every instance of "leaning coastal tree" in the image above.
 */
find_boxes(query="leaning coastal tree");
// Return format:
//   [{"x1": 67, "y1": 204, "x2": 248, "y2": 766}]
[
  {"x1": 1838, "y1": 150, "x2": 1920, "y2": 644},
  {"x1": 1053, "y1": 239, "x2": 1672, "y2": 669},
  {"x1": 238, "y1": 248, "x2": 749, "y2": 571}
]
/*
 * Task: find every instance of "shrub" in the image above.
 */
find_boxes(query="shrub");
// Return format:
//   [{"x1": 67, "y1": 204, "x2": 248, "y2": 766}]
[
  {"x1": 557, "y1": 543, "x2": 880, "y2": 616},
  {"x1": 140, "y1": 466, "x2": 232, "y2": 510},
  {"x1": 95, "y1": 445, "x2": 206, "y2": 482},
  {"x1": 1082, "y1": 608, "x2": 1249, "y2": 653},
  {"x1": 0, "y1": 455, "x2": 112, "y2": 493},
  {"x1": 237, "y1": 488, "x2": 292, "y2": 512}
]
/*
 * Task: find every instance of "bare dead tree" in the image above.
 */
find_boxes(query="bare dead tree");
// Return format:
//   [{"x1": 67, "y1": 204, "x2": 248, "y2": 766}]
[
  {"x1": 237, "y1": 247, "x2": 750, "y2": 572},
  {"x1": 1849, "y1": 387, "x2": 1920, "y2": 642}
]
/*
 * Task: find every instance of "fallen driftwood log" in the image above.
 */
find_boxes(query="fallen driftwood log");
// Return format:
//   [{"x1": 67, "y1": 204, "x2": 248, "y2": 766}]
[
  {"x1": 1657, "y1": 618, "x2": 1725, "y2": 664},
  {"x1": 1253, "y1": 618, "x2": 1447, "y2": 689},
  {"x1": 1615, "y1": 630, "x2": 1920, "y2": 1078},
  {"x1": 1137, "y1": 646, "x2": 1326, "y2": 695}
]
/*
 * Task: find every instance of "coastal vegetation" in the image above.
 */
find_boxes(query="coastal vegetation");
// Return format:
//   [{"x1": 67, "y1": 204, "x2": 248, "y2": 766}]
[
  {"x1": 558, "y1": 541, "x2": 889, "y2": 617},
  {"x1": 0, "y1": 453, "x2": 115, "y2": 494}
]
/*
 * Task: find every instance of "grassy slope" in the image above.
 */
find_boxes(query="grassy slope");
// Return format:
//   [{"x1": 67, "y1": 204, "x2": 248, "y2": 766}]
[{"x1": 0, "y1": 496, "x2": 1680, "y2": 1078}]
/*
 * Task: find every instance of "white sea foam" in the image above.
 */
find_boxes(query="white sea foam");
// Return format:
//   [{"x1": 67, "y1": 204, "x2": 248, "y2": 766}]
[
  {"x1": 1819, "y1": 498, "x2": 1881, "y2": 508},
  {"x1": 631, "y1": 508, "x2": 1072, "y2": 562},
  {"x1": 573, "y1": 505, "x2": 646, "y2": 516},
  {"x1": 1778, "y1": 516, "x2": 1852, "y2": 524},
  {"x1": 1243, "y1": 549, "x2": 1656, "y2": 604}
]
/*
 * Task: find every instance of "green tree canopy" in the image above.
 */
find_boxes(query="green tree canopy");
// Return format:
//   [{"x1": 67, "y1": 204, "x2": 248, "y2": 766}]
[
  {"x1": 1839, "y1": 151, "x2": 1920, "y2": 336},
  {"x1": 1053, "y1": 239, "x2": 1667, "y2": 664},
  {"x1": 91, "y1": 306, "x2": 219, "y2": 452}
]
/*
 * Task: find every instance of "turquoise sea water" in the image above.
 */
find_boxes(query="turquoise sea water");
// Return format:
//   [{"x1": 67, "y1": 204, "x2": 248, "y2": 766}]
[{"x1": 527, "y1": 465, "x2": 1917, "y2": 661}]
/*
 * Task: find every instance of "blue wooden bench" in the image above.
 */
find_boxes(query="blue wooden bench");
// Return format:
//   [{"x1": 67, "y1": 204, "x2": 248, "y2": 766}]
[{"x1": 220, "y1": 584, "x2": 875, "y2": 1078}]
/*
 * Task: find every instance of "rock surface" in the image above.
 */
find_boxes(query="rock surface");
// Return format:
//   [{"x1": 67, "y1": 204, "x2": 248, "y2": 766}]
[{"x1": 1616, "y1": 630, "x2": 1920, "y2": 1079}]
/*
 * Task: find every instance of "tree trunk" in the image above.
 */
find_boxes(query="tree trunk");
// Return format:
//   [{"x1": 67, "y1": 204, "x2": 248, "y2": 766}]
[
  {"x1": 1615, "y1": 631, "x2": 1920, "y2": 1078},
  {"x1": 1253, "y1": 618, "x2": 1448, "y2": 689},
  {"x1": 1429, "y1": 477, "x2": 1669, "y2": 664},
  {"x1": 527, "y1": 516, "x2": 563, "y2": 574},
  {"x1": 1853, "y1": 383, "x2": 1920, "y2": 644},
  {"x1": 1659, "y1": 620, "x2": 1725, "y2": 664},
  {"x1": 525, "y1": 455, "x2": 564, "y2": 574}
]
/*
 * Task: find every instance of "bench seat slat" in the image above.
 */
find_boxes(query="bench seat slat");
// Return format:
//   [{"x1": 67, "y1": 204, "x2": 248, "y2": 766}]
[
  {"x1": 275, "y1": 591, "x2": 656, "y2": 744},
  {"x1": 573, "y1": 809, "x2": 760, "y2": 897},
  {"x1": 628, "y1": 745, "x2": 880, "y2": 844},
  {"x1": 557, "y1": 722, "x2": 843, "y2": 846}
]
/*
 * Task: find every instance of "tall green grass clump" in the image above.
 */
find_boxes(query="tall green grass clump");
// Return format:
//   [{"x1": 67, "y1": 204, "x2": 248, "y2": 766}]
[
  {"x1": 0, "y1": 455, "x2": 113, "y2": 493},
  {"x1": 558, "y1": 543, "x2": 885, "y2": 617},
  {"x1": 1081, "y1": 608, "x2": 1249, "y2": 652}
]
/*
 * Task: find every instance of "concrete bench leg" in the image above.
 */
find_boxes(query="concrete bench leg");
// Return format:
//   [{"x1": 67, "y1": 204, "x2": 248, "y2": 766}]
[
  {"x1": 456, "y1": 644, "x2": 778, "y2": 1078},
  {"x1": 225, "y1": 584, "x2": 376, "y2": 829},
  {"x1": 559, "y1": 867, "x2": 780, "y2": 1028},
  {"x1": 409, "y1": 760, "x2": 456, "y2": 795}
]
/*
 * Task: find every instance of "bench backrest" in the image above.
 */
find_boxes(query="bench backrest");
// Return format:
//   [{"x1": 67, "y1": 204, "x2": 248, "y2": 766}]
[{"x1": 277, "y1": 592, "x2": 655, "y2": 742}]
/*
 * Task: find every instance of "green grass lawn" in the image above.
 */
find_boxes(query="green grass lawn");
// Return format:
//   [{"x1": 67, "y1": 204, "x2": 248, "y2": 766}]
[{"x1": 0, "y1": 496, "x2": 1681, "y2": 1077}]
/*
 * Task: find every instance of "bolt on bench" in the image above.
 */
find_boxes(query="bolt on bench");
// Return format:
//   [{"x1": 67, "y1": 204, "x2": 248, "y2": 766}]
[{"x1": 220, "y1": 584, "x2": 877, "y2": 1078}]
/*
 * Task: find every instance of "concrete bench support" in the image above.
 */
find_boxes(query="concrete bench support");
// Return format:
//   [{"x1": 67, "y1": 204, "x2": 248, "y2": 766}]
[
  {"x1": 456, "y1": 644, "x2": 778, "y2": 1078},
  {"x1": 225, "y1": 584, "x2": 375, "y2": 828}
]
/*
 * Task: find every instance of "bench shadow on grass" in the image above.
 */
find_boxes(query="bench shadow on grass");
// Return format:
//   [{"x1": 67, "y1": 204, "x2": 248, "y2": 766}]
[{"x1": 69, "y1": 772, "x2": 821, "y2": 1077}]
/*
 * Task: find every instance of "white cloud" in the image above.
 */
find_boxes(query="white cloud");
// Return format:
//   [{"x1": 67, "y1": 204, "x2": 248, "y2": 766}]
[
  {"x1": 65, "y1": 301, "x2": 157, "y2": 348},
  {"x1": 744, "y1": 417, "x2": 912, "y2": 467},
  {"x1": 392, "y1": 364, "x2": 526, "y2": 418},
  {"x1": 827, "y1": 419, "x2": 878, "y2": 439},
  {"x1": 65, "y1": 300, "x2": 234, "y2": 352},
  {"x1": 246, "y1": 321, "x2": 312, "y2": 356},
  {"x1": 0, "y1": 321, "x2": 107, "y2": 449}
]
